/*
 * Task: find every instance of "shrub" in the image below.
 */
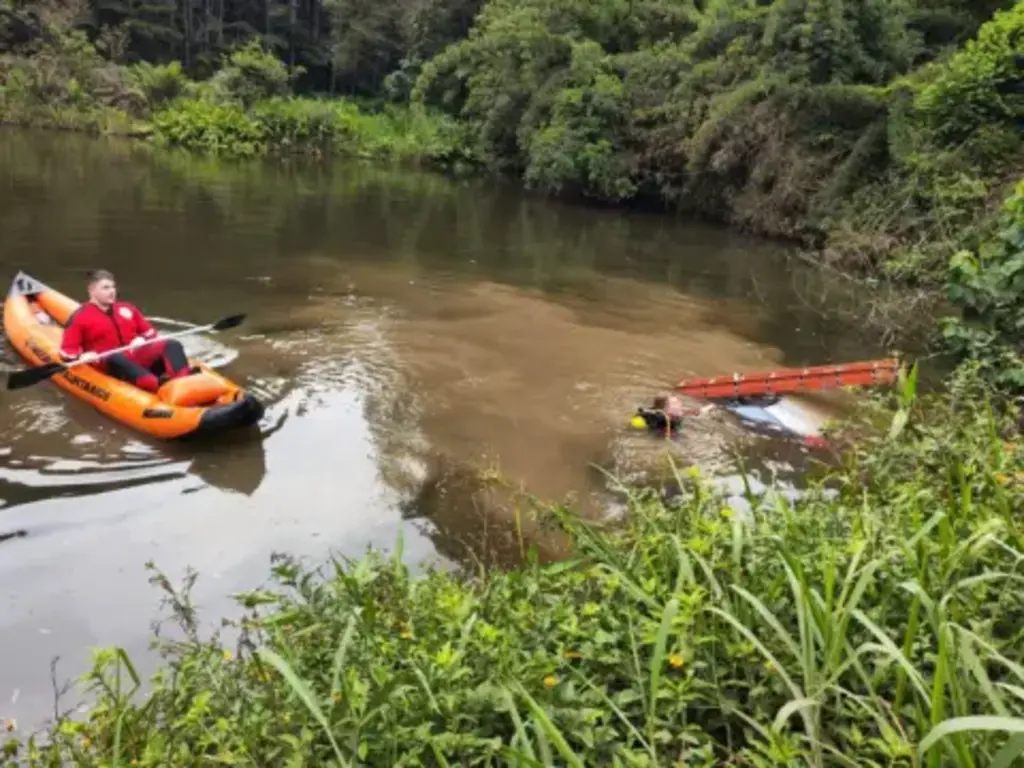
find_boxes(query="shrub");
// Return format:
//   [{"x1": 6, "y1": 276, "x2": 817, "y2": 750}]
[
  {"x1": 250, "y1": 97, "x2": 347, "y2": 149},
  {"x1": 942, "y1": 180, "x2": 1024, "y2": 389},
  {"x1": 913, "y1": 3, "x2": 1024, "y2": 168},
  {"x1": 208, "y1": 39, "x2": 301, "y2": 108},
  {"x1": 127, "y1": 60, "x2": 188, "y2": 109},
  {"x1": 149, "y1": 98, "x2": 265, "y2": 156}
]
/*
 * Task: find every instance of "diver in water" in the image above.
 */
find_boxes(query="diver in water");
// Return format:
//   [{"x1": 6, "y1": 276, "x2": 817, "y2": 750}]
[{"x1": 631, "y1": 393, "x2": 700, "y2": 436}]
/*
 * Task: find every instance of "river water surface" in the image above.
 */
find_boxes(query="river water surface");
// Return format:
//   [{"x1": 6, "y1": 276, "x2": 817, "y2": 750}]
[{"x1": 0, "y1": 130, "x2": 887, "y2": 731}]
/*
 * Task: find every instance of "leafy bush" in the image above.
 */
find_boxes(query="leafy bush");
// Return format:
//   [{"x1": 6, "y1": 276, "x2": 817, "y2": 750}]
[
  {"x1": 148, "y1": 93, "x2": 468, "y2": 165},
  {"x1": 407, "y1": 0, "x2": 1021, "y2": 268},
  {"x1": 127, "y1": 60, "x2": 188, "y2": 108},
  {"x1": 913, "y1": 3, "x2": 1024, "y2": 168},
  {"x1": 0, "y1": 22, "x2": 144, "y2": 114},
  {"x1": 149, "y1": 98, "x2": 265, "y2": 156},
  {"x1": 250, "y1": 97, "x2": 346, "y2": 149},
  {"x1": 208, "y1": 40, "x2": 301, "y2": 108},
  {"x1": 522, "y1": 41, "x2": 635, "y2": 200},
  {"x1": 942, "y1": 180, "x2": 1024, "y2": 389}
]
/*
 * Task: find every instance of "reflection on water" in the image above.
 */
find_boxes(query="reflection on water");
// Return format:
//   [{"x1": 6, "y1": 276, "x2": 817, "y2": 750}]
[{"x1": 0, "y1": 129, "x2": 899, "y2": 732}]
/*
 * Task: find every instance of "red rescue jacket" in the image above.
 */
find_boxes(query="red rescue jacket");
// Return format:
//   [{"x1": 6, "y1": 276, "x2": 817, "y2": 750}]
[{"x1": 59, "y1": 301, "x2": 157, "y2": 361}]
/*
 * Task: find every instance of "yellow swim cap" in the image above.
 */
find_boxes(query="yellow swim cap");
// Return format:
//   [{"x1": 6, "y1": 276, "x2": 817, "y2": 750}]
[{"x1": 630, "y1": 415, "x2": 647, "y2": 429}]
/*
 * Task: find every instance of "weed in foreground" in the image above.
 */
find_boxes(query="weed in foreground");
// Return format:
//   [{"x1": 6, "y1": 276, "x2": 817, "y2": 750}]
[{"x1": 3, "y1": 368, "x2": 1024, "y2": 766}]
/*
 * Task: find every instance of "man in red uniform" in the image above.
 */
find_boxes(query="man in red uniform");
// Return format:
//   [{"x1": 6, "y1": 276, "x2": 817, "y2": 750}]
[{"x1": 59, "y1": 269, "x2": 193, "y2": 393}]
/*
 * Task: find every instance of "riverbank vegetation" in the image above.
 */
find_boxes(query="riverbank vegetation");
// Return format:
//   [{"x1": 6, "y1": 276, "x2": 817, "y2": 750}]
[
  {"x1": 0, "y1": 14, "x2": 469, "y2": 165},
  {"x1": 3, "y1": 363, "x2": 1024, "y2": 765},
  {"x1": 2, "y1": 0, "x2": 1021, "y2": 275},
  {"x1": 940, "y1": 178, "x2": 1024, "y2": 391}
]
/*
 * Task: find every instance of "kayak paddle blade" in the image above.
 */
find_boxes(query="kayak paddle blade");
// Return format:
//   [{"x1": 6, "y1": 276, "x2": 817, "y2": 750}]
[
  {"x1": 211, "y1": 313, "x2": 246, "y2": 332},
  {"x1": 6, "y1": 361, "x2": 67, "y2": 391}
]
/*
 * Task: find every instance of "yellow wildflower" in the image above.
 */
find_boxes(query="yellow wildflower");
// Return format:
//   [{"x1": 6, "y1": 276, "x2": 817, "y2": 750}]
[
  {"x1": 543, "y1": 676, "x2": 558, "y2": 688},
  {"x1": 668, "y1": 655, "x2": 684, "y2": 668},
  {"x1": 222, "y1": 650, "x2": 232, "y2": 661},
  {"x1": 401, "y1": 631, "x2": 412, "y2": 640}
]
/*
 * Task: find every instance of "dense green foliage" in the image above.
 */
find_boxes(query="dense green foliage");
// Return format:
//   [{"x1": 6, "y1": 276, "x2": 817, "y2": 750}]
[
  {"x1": 0, "y1": 17, "x2": 469, "y2": 163},
  {"x1": 942, "y1": 180, "x2": 1024, "y2": 389},
  {"x1": 3, "y1": 367, "x2": 1024, "y2": 765},
  {"x1": 2, "y1": 0, "x2": 1021, "y2": 268},
  {"x1": 411, "y1": 0, "x2": 1023, "y2": 271}
]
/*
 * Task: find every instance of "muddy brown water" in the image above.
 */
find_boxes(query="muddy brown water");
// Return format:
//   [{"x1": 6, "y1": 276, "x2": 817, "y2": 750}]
[{"x1": 0, "y1": 129, "x2": 893, "y2": 732}]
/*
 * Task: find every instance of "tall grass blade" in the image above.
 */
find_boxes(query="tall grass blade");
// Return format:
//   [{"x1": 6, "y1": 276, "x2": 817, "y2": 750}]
[
  {"x1": 709, "y1": 606, "x2": 804, "y2": 701},
  {"x1": 511, "y1": 683, "x2": 585, "y2": 768},
  {"x1": 330, "y1": 615, "x2": 357, "y2": 702},
  {"x1": 429, "y1": 742, "x2": 453, "y2": 768},
  {"x1": 497, "y1": 747, "x2": 546, "y2": 768},
  {"x1": 829, "y1": 554, "x2": 880, "y2": 668},
  {"x1": 997, "y1": 684, "x2": 1024, "y2": 706},
  {"x1": 257, "y1": 646, "x2": 350, "y2": 766},
  {"x1": 671, "y1": 535, "x2": 695, "y2": 593},
  {"x1": 957, "y1": 630, "x2": 1009, "y2": 717},
  {"x1": 690, "y1": 551, "x2": 724, "y2": 599},
  {"x1": 502, "y1": 688, "x2": 537, "y2": 762},
  {"x1": 570, "y1": 670, "x2": 656, "y2": 760},
  {"x1": 410, "y1": 664, "x2": 441, "y2": 714},
  {"x1": 772, "y1": 697, "x2": 820, "y2": 734},
  {"x1": 852, "y1": 610, "x2": 929, "y2": 702},
  {"x1": 647, "y1": 597, "x2": 678, "y2": 733},
  {"x1": 729, "y1": 584, "x2": 801, "y2": 661},
  {"x1": 918, "y1": 716, "x2": 1024, "y2": 758}
]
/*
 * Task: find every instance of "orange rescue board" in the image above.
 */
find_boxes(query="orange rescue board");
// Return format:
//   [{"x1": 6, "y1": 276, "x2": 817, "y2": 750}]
[
  {"x1": 3, "y1": 272, "x2": 264, "y2": 439},
  {"x1": 676, "y1": 359, "x2": 900, "y2": 399}
]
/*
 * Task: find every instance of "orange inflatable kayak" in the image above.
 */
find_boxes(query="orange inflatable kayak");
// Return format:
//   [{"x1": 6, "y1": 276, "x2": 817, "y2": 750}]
[{"x1": 3, "y1": 272, "x2": 264, "y2": 439}]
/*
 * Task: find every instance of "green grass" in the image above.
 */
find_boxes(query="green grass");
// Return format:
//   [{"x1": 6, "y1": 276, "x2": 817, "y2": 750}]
[
  {"x1": 1, "y1": 89, "x2": 474, "y2": 168},
  {"x1": 148, "y1": 96, "x2": 473, "y2": 167},
  {"x1": 3, "y1": 363, "x2": 1024, "y2": 766}
]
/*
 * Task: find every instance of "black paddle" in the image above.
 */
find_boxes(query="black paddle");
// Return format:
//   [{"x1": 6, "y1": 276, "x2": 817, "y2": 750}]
[{"x1": 6, "y1": 313, "x2": 246, "y2": 391}]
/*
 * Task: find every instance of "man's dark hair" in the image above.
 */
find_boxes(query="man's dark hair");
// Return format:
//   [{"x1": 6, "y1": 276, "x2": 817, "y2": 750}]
[{"x1": 86, "y1": 269, "x2": 115, "y2": 286}]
